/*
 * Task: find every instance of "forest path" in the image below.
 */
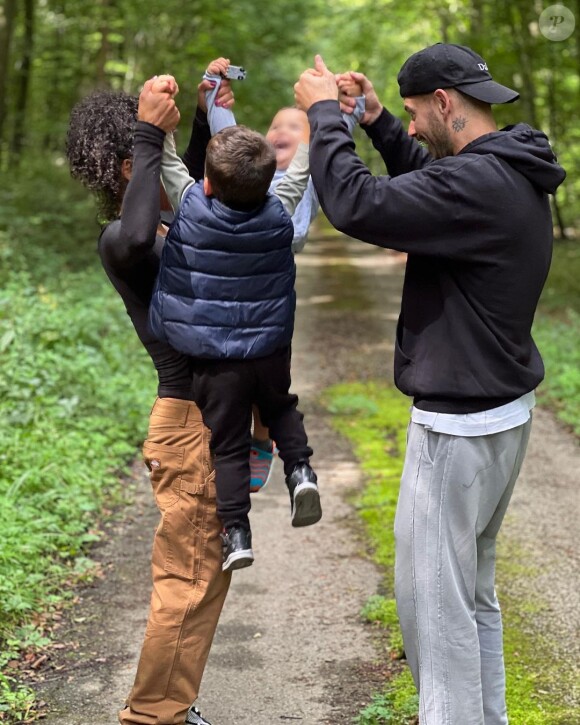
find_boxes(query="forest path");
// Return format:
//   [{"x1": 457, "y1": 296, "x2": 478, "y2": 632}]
[{"x1": 37, "y1": 230, "x2": 579, "y2": 723}]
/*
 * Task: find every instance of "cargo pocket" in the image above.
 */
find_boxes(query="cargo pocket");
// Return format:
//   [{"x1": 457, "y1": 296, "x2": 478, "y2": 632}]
[
  {"x1": 143, "y1": 441, "x2": 183, "y2": 510},
  {"x1": 164, "y1": 438, "x2": 215, "y2": 580}
]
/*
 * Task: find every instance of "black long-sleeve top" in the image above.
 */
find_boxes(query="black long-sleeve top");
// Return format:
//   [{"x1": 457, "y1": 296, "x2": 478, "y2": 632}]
[
  {"x1": 98, "y1": 109, "x2": 211, "y2": 399},
  {"x1": 307, "y1": 101, "x2": 566, "y2": 413}
]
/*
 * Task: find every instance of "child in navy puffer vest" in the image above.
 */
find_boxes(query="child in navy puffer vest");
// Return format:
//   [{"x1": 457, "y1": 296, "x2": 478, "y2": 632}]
[{"x1": 149, "y1": 82, "x2": 322, "y2": 573}]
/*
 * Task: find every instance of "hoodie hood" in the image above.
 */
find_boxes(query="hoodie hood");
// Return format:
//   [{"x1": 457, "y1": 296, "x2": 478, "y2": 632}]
[{"x1": 460, "y1": 123, "x2": 566, "y2": 195}]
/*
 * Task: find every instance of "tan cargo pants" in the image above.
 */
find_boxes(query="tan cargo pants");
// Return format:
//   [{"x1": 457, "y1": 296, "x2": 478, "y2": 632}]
[{"x1": 119, "y1": 397, "x2": 231, "y2": 725}]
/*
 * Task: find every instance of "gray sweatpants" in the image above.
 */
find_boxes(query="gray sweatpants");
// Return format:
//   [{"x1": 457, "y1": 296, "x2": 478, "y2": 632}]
[{"x1": 394, "y1": 418, "x2": 532, "y2": 725}]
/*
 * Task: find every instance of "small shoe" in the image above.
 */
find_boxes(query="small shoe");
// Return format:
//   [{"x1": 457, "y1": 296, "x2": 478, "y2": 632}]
[
  {"x1": 221, "y1": 525, "x2": 254, "y2": 572},
  {"x1": 250, "y1": 440, "x2": 276, "y2": 493},
  {"x1": 186, "y1": 704, "x2": 211, "y2": 724},
  {"x1": 286, "y1": 462, "x2": 322, "y2": 528}
]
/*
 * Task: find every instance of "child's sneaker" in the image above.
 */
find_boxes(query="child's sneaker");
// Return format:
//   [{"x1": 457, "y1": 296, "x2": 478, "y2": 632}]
[
  {"x1": 285, "y1": 462, "x2": 322, "y2": 527},
  {"x1": 186, "y1": 704, "x2": 212, "y2": 724},
  {"x1": 221, "y1": 525, "x2": 254, "y2": 572},
  {"x1": 250, "y1": 440, "x2": 276, "y2": 492}
]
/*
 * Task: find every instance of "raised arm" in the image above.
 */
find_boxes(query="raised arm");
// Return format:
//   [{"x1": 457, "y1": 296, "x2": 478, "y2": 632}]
[
  {"x1": 273, "y1": 142, "x2": 310, "y2": 217},
  {"x1": 203, "y1": 57, "x2": 237, "y2": 136},
  {"x1": 182, "y1": 64, "x2": 236, "y2": 177},
  {"x1": 336, "y1": 73, "x2": 366, "y2": 135},
  {"x1": 346, "y1": 71, "x2": 431, "y2": 175},
  {"x1": 100, "y1": 78, "x2": 179, "y2": 268},
  {"x1": 161, "y1": 132, "x2": 195, "y2": 210}
]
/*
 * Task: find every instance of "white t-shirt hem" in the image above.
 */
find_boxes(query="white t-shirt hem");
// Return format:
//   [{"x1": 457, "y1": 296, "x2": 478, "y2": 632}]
[{"x1": 411, "y1": 391, "x2": 536, "y2": 436}]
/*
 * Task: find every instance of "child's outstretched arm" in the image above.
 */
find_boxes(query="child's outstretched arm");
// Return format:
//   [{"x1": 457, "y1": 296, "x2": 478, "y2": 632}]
[
  {"x1": 161, "y1": 131, "x2": 195, "y2": 210},
  {"x1": 204, "y1": 57, "x2": 237, "y2": 135},
  {"x1": 337, "y1": 74, "x2": 366, "y2": 134},
  {"x1": 143, "y1": 75, "x2": 196, "y2": 210},
  {"x1": 273, "y1": 122, "x2": 311, "y2": 217},
  {"x1": 182, "y1": 73, "x2": 234, "y2": 179}
]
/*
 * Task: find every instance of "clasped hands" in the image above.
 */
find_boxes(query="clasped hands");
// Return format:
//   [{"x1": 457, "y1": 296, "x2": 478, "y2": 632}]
[
  {"x1": 138, "y1": 67, "x2": 234, "y2": 133},
  {"x1": 295, "y1": 54, "x2": 383, "y2": 126}
]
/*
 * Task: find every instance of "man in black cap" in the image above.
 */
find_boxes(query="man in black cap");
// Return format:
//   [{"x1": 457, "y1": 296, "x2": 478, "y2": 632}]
[{"x1": 295, "y1": 45, "x2": 566, "y2": 725}]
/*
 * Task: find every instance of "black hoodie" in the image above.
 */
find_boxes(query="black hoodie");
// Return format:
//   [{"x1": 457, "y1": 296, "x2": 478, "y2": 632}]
[{"x1": 307, "y1": 101, "x2": 566, "y2": 413}]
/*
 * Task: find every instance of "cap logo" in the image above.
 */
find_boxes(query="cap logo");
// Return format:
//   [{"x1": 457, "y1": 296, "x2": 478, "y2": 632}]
[{"x1": 478, "y1": 62, "x2": 488, "y2": 71}]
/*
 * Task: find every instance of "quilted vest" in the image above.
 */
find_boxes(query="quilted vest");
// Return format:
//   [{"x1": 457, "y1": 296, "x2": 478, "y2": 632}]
[{"x1": 149, "y1": 181, "x2": 296, "y2": 359}]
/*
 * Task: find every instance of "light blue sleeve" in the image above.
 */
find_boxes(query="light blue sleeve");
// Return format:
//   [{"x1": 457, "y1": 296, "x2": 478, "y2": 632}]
[
  {"x1": 341, "y1": 95, "x2": 366, "y2": 134},
  {"x1": 291, "y1": 97, "x2": 364, "y2": 252},
  {"x1": 203, "y1": 72, "x2": 237, "y2": 136}
]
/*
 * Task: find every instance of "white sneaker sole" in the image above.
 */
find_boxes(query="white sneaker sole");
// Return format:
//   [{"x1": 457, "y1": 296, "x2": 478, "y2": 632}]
[
  {"x1": 291, "y1": 483, "x2": 322, "y2": 527},
  {"x1": 222, "y1": 548, "x2": 254, "y2": 572}
]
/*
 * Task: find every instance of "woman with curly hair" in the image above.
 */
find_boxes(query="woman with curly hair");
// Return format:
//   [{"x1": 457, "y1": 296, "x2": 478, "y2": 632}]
[{"x1": 66, "y1": 74, "x2": 234, "y2": 725}]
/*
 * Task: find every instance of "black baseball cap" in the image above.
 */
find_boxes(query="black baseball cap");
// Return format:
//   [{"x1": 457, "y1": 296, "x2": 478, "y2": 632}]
[{"x1": 397, "y1": 43, "x2": 519, "y2": 104}]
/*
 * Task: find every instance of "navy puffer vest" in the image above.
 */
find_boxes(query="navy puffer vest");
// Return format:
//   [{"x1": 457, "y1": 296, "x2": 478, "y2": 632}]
[{"x1": 149, "y1": 181, "x2": 296, "y2": 359}]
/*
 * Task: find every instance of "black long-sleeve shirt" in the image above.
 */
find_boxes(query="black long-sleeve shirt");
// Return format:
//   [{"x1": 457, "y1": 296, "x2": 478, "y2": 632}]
[
  {"x1": 307, "y1": 101, "x2": 566, "y2": 413},
  {"x1": 98, "y1": 109, "x2": 211, "y2": 399}
]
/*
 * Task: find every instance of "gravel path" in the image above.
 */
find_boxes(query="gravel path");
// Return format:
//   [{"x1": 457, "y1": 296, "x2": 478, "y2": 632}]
[{"x1": 36, "y1": 229, "x2": 579, "y2": 722}]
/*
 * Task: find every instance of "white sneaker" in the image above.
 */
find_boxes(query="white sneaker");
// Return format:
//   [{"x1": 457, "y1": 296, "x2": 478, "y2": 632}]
[{"x1": 186, "y1": 704, "x2": 211, "y2": 725}]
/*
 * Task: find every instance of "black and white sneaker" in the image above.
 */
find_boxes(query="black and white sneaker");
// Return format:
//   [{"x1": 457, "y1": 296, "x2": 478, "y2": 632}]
[
  {"x1": 286, "y1": 462, "x2": 322, "y2": 527},
  {"x1": 186, "y1": 704, "x2": 211, "y2": 724},
  {"x1": 222, "y1": 525, "x2": 254, "y2": 572}
]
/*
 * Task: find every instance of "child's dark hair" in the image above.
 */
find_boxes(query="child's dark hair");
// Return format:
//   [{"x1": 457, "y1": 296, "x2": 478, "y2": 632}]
[
  {"x1": 66, "y1": 90, "x2": 138, "y2": 224},
  {"x1": 205, "y1": 126, "x2": 277, "y2": 211}
]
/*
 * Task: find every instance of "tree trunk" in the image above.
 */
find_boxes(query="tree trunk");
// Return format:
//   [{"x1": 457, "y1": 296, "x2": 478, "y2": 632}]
[
  {"x1": 10, "y1": 0, "x2": 34, "y2": 163},
  {"x1": 0, "y1": 0, "x2": 17, "y2": 161}
]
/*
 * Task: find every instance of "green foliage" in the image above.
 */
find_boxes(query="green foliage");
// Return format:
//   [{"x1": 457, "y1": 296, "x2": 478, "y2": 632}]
[
  {"x1": 535, "y1": 240, "x2": 580, "y2": 435},
  {"x1": 534, "y1": 311, "x2": 580, "y2": 434},
  {"x1": 361, "y1": 595, "x2": 404, "y2": 657},
  {"x1": 354, "y1": 671, "x2": 418, "y2": 725},
  {"x1": 324, "y1": 381, "x2": 580, "y2": 724},
  {"x1": 0, "y1": 164, "x2": 154, "y2": 718},
  {"x1": 322, "y1": 382, "x2": 409, "y2": 579},
  {"x1": 2, "y1": 0, "x2": 579, "y2": 224}
]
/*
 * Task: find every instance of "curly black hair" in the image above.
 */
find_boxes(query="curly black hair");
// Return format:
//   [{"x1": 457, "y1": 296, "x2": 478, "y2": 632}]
[{"x1": 66, "y1": 90, "x2": 138, "y2": 224}]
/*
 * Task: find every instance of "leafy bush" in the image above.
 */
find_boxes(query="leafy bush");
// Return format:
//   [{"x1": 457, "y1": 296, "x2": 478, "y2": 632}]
[{"x1": 0, "y1": 163, "x2": 155, "y2": 717}]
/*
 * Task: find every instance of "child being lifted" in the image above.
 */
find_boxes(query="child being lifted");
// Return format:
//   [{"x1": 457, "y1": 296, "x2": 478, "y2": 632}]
[
  {"x1": 148, "y1": 74, "x2": 321, "y2": 573},
  {"x1": 200, "y1": 58, "x2": 365, "y2": 491}
]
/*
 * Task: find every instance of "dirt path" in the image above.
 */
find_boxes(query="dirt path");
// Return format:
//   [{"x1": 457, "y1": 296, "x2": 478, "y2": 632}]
[{"x1": 36, "y1": 230, "x2": 580, "y2": 723}]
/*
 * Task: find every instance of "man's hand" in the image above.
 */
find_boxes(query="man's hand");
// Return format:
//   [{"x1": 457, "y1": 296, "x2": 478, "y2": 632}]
[
  {"x1": 340, "y1": 71, "x2": 383, "y2": 125},
  {"x1": 138, "y1": 77, "x2": 180, "y2": 133},
  {"x1": 294, "y1": 55, "x2": 338, "y2": 112},
  {"x1": 336, "y1": 72, "x2": 362, "y2": 115}
]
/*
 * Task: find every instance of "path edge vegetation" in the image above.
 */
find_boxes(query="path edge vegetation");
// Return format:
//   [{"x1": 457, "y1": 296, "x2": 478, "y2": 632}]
[
  {"x1": 0, "y1": 153, "x2": 578, "y2": 721},
  {"x1": 321, "y1": 380, "x2": 579, "y2": 724},
  {"x1": 0, "y1": 167, "x2": 156, "y2": 722}
]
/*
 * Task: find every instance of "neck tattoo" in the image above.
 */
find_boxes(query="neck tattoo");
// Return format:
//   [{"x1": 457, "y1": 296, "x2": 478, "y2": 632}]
[{"x1": 452, "y1": 116, "x2": 467, "y2": 133}]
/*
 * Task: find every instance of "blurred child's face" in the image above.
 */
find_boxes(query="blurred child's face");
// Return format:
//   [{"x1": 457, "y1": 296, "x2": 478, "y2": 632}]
[{"x1": 266, "y1": 108, "x2": 309, "y2": 171}]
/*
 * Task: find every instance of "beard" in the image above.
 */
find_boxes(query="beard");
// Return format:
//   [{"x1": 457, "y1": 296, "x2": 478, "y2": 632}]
[{"x1": 423, "y1": 110, "x2": 454, "y2": 159}]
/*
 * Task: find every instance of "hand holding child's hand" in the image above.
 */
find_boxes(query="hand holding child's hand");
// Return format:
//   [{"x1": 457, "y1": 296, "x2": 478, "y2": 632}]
[
  {"x1": 337, "y1": 74, "x2": 363, "y2": 97},
  {"x1": 336, "y1": 72, "x2": 363, "y2": 115},
  {"x1": 294, "y1": 55, "x2": 339, "y2": 112},
  {"x1": 340, "y1": 71, "x2": 383, "y2": 125},
  {"x1": 197, "y1": 78, "x2": 235, "y2": 112},
  {"x1": 198, "y1": 56, "x2": 235, "y2": 113},
  {"x1": 150, "y1": 74, "x2": 179, "y2": 97},
  {"x1": 139, "y1": 77, "x2": 181, "y2": 133}
]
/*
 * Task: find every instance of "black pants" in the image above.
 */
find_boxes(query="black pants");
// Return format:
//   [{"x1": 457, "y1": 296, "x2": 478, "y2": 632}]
[{"x1": 191, "y1": 346, "x2": 312, "y2": 529}]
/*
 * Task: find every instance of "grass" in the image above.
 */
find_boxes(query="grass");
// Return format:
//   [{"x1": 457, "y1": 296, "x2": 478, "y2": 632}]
[
  {"x1": 322, "y1": 379, "x2": 580, "y2": 724},
  {"x1": 0, "y1": 161, "x2": 155, "y2": 721},
  {"x1": 533, "y1": 239, "x2": 580, "y2": 435}
]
